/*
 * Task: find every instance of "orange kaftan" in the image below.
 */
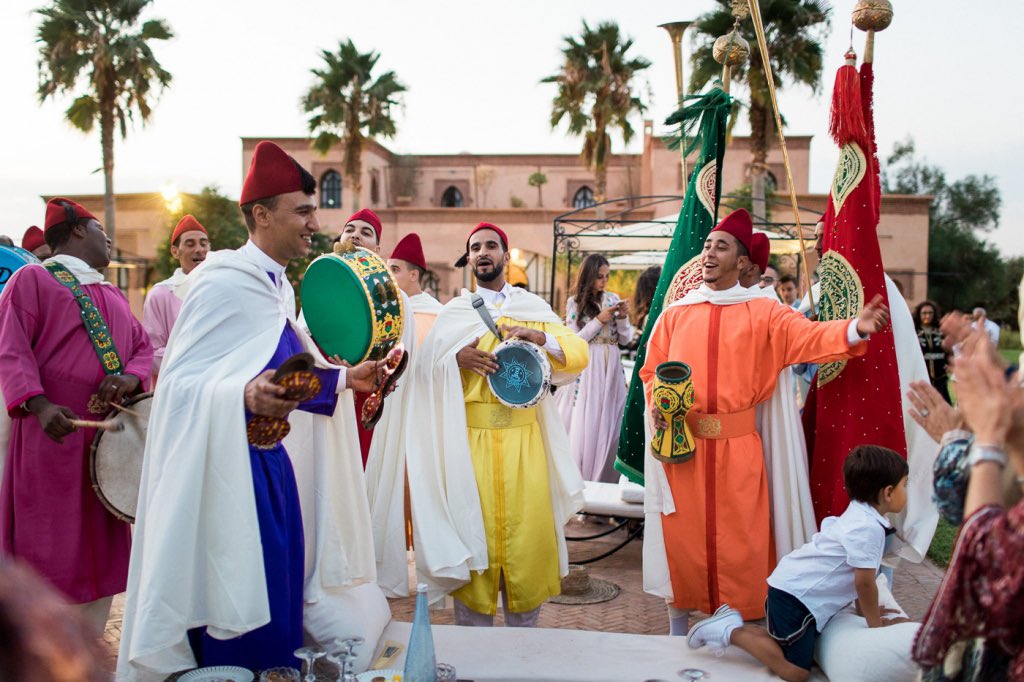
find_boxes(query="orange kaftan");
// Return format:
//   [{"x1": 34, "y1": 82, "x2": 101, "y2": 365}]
[{"x1": 641, "y1": 297, "x2": 866, "y2": 619}]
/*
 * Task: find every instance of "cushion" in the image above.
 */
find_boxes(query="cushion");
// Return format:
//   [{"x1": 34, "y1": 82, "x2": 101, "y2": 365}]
[
  {"x1": 815, "y1": 574, "x2": 920, "y2": 682},
  {"x1": 303, "y1": 582, "x2": 392, "y2": 672},
  {"x1": 618, "y1": 476, "x2": 645, "y2": 504}
]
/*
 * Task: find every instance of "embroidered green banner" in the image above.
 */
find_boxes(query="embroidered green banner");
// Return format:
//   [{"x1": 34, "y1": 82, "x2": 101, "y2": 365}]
[
  {"x1": 44, "y1": 261, "x2": 124, "y2": 376},
  {"x1": 614, "y1": 87, "x2": 732, "y2": 484}
]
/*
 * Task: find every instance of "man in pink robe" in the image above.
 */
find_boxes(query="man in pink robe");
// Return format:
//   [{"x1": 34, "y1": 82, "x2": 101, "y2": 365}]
[
  {"x1": 0, "y1": 198, "x2": 152, "y2": 633},
  {"x1": 142, "y1": 214, "x2": 209, "y2": 380}
]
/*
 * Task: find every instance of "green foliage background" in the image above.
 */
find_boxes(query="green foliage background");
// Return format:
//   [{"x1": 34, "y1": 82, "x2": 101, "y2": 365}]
[
  {"x1": 883, "y1": 138, "x2": 1021, "y2": 324},
  {"x1": 154, "y1": 185, "x2": 335, "y2": 306}
]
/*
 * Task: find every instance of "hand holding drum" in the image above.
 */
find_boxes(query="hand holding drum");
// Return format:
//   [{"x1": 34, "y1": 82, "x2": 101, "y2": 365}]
[{"x1": 457, "y1": 337, "x2": 499, "y2": 377}]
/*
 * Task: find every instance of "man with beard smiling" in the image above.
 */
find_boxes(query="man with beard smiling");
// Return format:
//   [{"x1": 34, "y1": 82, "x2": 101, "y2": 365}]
[
  {"x1": 640, "y1": 208, "x2": 891, "y2": 634},
  {"x1": 0, "y1": 198, "x2": 153, "y2": 635},
  {"x1": 403, "y1": 222, "x2": 588, "y2": 627},
  {"x1": 142, "y1": 214, "x2": 210, "y2": 382},
  {"x1": 118, "y1": 141, "x2": 386, "y2": 678}
]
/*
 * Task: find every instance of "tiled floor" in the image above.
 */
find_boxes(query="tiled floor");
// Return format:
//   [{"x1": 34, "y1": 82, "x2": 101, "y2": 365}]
[{"x1": 104, "y1": 516, "x2": 944, "y2": 669}]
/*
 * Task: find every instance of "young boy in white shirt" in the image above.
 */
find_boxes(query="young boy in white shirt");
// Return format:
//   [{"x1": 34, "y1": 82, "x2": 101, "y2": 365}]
[{"x1": 687, "y1": 445, "x2": 911, "y2": 682}]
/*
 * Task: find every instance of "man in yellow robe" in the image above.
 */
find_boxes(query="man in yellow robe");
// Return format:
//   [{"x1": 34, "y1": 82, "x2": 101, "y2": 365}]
[
  {"x1": 404, "y1": 222, "x2": 588, "y2": 626},
  {"x1": 641, "y1": 209, "x2": 892, "y2": 631}
]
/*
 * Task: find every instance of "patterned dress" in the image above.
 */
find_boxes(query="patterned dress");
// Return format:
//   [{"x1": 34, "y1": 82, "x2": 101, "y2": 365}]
[{"x1": 913, "y1": 501, "x2": 1024, "y2": 680}]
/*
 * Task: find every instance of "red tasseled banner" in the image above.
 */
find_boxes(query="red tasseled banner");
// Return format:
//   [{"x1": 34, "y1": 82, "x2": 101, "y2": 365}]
[{"x1": 828, "y1": 62, "x2": 868, "y2": 148}]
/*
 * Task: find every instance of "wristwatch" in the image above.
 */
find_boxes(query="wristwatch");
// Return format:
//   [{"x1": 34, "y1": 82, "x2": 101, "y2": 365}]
[{"x1": 966, "y1": 443, "x2": 1008, "y2": 468}]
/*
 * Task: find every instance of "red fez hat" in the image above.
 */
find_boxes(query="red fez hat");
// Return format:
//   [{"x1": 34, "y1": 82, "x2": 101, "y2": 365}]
[
  {"x1": 22, "y1": 226, "x2": 45, "y2": 252},
  {"x1": 240, "y1": 141, "x2": 305, "y2": 205},
  {"x1": 710, "y1": 209, "x2": 753, "y2": 254},
  {"x1": 750, "y1": 232, "x2": 770, "y2": 272},
  {"x1": 390, "y1": 232, "x2": 426, "y2": 271},
  {"x1": 346, "y1": 209, "x2": 383, "y2": 242},
  {"x1": 455, "y1": 222, "x2": 509, "y2": 268},
  {"x1": 171, "y1": 214, "x2": 208, "y2": 244},
  {"x1": 467, "y1": 222, "x2": 508, "y2": 250},
  {"x1": 44, "y1": 198, "x2": 97, "y2": 232}
]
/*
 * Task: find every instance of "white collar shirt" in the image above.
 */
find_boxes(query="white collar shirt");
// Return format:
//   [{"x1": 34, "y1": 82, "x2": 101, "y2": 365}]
[{"x1": 767, "y1": 500, "x2": 892, "y2": 630}]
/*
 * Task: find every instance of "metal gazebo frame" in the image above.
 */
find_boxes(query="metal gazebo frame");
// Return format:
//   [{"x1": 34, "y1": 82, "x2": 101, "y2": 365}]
[{"x1": 549, "y1": 194, "x2": 826, "y2": 307}]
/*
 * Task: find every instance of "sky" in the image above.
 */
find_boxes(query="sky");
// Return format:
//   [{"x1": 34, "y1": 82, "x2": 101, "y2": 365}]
[{"x1": 1, "y1": 0, "x2": 1022, "y2": 255}]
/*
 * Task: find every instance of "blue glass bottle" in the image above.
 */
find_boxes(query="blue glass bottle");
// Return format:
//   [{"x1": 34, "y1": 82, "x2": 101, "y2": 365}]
[{"x1": 403, "y1": 583, "x2": 437, "y2": 682}]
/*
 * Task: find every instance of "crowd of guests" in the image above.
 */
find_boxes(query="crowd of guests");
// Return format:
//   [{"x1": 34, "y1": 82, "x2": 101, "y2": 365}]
[{"x1": 1, "y1": 181, "x2": 1022, "y2": 680}]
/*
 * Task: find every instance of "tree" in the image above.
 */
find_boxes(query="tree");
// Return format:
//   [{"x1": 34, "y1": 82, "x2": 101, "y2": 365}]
[
  {"x1": 303, "y1": 39, "x2": 406, "y2": 212},
  {"x1": 528, "y1": 171, "x2": 548, "y2": 207},
  {"x1": 156, "y1": 185, "x2": 332, "y2": 308},
  {"x1": 882, "y1": 138, "x2": 1016, "y2": 322},
  {"x1": 156, "y1": 186, "x2": 247, "y2": 279},
  {"x1": 689, "y1": 0, "x2": 829, "y2": 222},
  {"x1": 543, "y1": 20, "x2": 650, "y2": 202},
  {"x1": 36, "y1": 0, "x2": 173, "y2": 250}
]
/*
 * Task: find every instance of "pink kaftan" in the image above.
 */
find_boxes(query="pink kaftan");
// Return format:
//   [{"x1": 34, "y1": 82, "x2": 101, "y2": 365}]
[
  {"x1": 142, "y1": 272, "x2": 184, "y2": 378},
  {"x1": 0, "y1": 264, "x2": 152, "y2": 603}
]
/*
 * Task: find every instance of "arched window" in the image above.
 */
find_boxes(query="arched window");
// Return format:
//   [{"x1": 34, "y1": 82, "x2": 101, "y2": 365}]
[
  {"x1": 573, "y1": 186, "x2": 595, "y2": 209},
  {"x1": 440, "y1": 186, "x2": 464, "y2": 208},
  {"x1": 320, "y1": 170, "x2": 342, "y2": 209},
  {"x1": 370, "y1": 173, "x2": 380, "y2": 205}
]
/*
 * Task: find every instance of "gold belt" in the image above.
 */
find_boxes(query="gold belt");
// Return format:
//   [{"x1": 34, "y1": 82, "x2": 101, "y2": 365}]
[
  {"x1": 685, "y1": 407, "x2": 757, "y2": 440},
  {"x1": 465, "y1": 402, "x2": 538, "y2": 430}
]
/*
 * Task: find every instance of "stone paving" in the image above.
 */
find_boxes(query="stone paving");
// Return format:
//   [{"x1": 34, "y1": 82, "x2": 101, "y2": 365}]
[{"x1": 102, "y1": 516, "x2": 945, "y2": 670}]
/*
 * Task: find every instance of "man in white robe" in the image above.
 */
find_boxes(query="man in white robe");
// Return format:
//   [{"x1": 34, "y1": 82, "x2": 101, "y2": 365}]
[
  {"x1": 117, "y1": 142, "x2": 384, "y2": 680},
  {"x1": 388, "y1": 231, "x2": 443, "y2": 342},
  {"x1": 366, "y1": 232, "x2": 442, "y2": 598}
]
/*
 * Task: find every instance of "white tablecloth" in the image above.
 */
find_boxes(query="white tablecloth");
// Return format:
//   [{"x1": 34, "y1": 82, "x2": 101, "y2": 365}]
[{"x1": 373, "y1": 621, "x2": 828, "y2": 681}]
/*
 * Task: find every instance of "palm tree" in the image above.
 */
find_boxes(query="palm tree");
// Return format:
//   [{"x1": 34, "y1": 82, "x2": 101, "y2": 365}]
[
  {"x1": 303, "y1": 40, "x2": 406, "y2": 211},
  {"x1": 36, "y1": 0, "x2": 173, "y2": 250},
  {"x1": 543, "y1": 21, "x2": 650, "y2": 203},
  {"x1": 689, "y1": 0, "x2": 829, "y2": 221}
]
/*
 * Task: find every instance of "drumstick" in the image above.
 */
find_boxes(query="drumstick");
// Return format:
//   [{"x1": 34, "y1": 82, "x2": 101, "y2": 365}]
[
  {"x1": 70, "y1": 419, "x2": 124, "y2": 432},
  {"x1": 109, "y1": 402, "x2": 146, "y2": 419}
]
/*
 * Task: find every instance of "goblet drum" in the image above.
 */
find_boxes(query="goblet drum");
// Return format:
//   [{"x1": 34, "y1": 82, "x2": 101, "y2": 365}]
[{"x1": 650, "y1": 361, "x2": 697, "y2": 464}]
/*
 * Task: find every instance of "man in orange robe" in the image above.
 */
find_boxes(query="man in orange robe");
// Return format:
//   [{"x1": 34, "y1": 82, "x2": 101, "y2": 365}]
[{"x1": 641, "y1": 209, "x2": 891, "y2": 629}]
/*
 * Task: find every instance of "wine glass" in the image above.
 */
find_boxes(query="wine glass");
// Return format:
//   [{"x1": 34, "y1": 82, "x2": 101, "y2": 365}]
[
  {"x1": 294, "y1": 646, "x2": 326, "y2": 682},
  {"x1": 327, "y1": 637, "x2": 364, "y2": 682}
]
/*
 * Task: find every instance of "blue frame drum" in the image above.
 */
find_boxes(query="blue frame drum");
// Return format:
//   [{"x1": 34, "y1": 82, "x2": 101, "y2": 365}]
[
  {"x1": 0, "y1": 245, "x2": 41, "y2": 294},
  {"x1": 487, "y1": 339, "x2": 552, "y2": 409}
]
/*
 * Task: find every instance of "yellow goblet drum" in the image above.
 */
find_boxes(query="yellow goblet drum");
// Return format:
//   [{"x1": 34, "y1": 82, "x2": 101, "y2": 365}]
[{"x1": 650, "y1": 361, "x2": 697, "y2": 464}]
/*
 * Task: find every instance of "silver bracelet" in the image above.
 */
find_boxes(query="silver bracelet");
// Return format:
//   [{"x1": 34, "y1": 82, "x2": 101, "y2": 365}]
[{"x1": 967, "y1": 443, "x2": 1008, "y2": 468}]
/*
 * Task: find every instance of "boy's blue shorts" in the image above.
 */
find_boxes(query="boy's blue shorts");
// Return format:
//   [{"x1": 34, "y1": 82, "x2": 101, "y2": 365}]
[{"x1": 766, "y1": 586, "x2": 818, "y2": 671}]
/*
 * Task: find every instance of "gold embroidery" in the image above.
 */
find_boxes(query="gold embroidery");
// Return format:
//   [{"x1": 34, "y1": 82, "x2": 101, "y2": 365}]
[
  {"x1": 663, "y1": 255, "x2": 704, "y2": 306},
  {"x1": 817, "y1": 251, "x2": 864, "y2": 387},
  {"x1": 695, "y1": 160, "x2": 718, "y2": 218},
  {"x1": 695, "y1": 415, "x2": 722, "y2": 438},
  {"x1": 831, "y1": 143, "x2": 867, "y2": 216}
]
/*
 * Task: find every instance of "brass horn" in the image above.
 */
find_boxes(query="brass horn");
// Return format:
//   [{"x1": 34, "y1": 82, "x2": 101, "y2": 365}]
[{"x1": 659, "y1": 21, "x2": 693, "y2": 186}]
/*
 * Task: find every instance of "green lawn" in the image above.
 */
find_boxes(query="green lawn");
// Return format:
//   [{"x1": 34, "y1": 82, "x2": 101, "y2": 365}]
[{"x1": 926, "y1": 518, "x2": 957, "y2": 568}]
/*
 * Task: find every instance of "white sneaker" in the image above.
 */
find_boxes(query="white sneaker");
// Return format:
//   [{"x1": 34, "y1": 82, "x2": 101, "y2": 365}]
[
  {"x1": 711, "y1": 604, "x2": 739, "y2": 618},
  {"x1": 687, "y1": 607, "x2": 742, "y2": 652}
]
